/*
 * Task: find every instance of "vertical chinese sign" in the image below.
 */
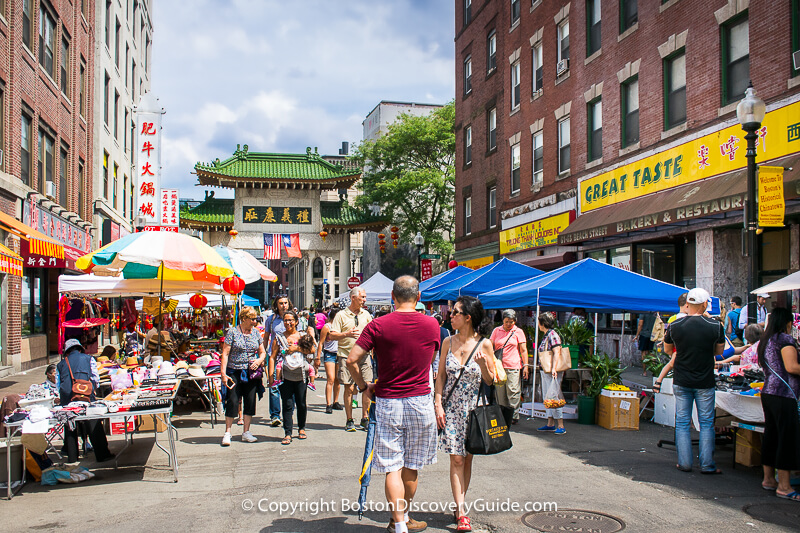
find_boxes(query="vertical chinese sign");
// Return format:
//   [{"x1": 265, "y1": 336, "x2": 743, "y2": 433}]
[
  {"x1": 134, "y1": 95, "x2": 165, "y2": 227},
  {"x1": 160, "y1": 188, "x2": 179, "y2": 228},
  {"x1": 420, "y1": 259, "x2": 432, "y2": 281}
]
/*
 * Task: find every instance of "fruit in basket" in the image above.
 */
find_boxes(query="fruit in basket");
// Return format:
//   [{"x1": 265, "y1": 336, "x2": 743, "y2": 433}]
[{"x1": 543, "y1": 399, "x2": 566, "y2": 408}]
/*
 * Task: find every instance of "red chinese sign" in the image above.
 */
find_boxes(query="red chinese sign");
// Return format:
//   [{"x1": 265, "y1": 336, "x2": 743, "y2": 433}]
[
  {"x1": 420, "y1": 259, "x2": 432, "y2": 281},
  {"x1": 160, "y1": 189, "x2": 179, "y2": 227}
]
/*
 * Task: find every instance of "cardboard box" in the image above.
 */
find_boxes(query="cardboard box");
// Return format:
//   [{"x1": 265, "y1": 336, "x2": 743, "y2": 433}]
[
  {"x1": 654, "y1": 392, "x2": 676, "y2": 427},
  {"x1": 519, "y1": 402, "x2": 578, "y2": 419},
  {"x1": 735, "y1": 428, "x2": 762, "y2": 467},
  {"x1": 596, "y1": 393, "x2": 639, "y2": 430},
  {"x1": 137, "y1": 413, "x2": 169, "y2": 433}
]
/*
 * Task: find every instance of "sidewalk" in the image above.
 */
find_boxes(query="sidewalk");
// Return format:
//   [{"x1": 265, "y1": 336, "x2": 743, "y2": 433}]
[{"x1": 0, "y1": 365, "x2": 50, "y2": 397}]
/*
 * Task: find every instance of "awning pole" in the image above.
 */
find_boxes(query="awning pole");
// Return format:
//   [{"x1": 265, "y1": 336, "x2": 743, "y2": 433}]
[
  {"x1": 620, "y1": 313, "x2": 625, "y2": 359},
  {"x1": 530, "y1": 288, "x2": 540, "y2": 416},
  {"x1": 594, "y1": 313, "x2": 598, "y2": 356}
]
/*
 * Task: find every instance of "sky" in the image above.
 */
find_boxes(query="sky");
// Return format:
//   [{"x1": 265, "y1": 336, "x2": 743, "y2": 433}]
[{"x1": 151, "y1": 0, "x2": 456, "y2": 200}]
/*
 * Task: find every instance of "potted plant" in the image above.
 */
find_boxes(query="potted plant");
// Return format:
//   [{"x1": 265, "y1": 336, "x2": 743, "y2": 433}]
[
  {"x1": 556, "y1": 321, "x2": 595, "y2": 369},
  {"x1": 577, "y1": 352, "x2": 626, "y2": 424},
  {"x1": 642, "y1": 350, "x2": 670, "y2": 378}
]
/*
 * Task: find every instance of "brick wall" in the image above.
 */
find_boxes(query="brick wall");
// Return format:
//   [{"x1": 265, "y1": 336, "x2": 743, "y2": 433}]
[{"x1": 455, "y1": 0, "x2": 800, "y2": 253}]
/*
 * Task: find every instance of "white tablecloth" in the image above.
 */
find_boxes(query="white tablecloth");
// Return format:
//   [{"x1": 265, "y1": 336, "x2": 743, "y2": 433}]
[{"x1": 714, "y1": 391, "x2": 764, "y2": 423}]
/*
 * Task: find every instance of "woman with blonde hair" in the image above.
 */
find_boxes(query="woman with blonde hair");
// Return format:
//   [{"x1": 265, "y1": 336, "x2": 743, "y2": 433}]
[{"x1": 220, "y1": 306, "x2": 267, "y2": 446}]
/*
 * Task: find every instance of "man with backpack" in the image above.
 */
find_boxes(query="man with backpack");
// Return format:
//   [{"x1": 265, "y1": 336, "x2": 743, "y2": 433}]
[
  {"x1": 263, "y1": 295, "x2": 294, "y2": 427},
  {"x1": 727, "y1": 296, "x2": 744, "y2": 347}
]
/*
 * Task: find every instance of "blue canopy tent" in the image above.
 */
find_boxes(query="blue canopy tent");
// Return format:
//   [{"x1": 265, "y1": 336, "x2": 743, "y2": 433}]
[
  {"x1": 422, "y1": 258, "x2": 544, "y2": 302},
  {"x1": 419, "y1": 265, "x2": 472, "y2": 293},
  {"x1": 477, "y1": 258, "x2": 689, "y2": 402},
  {"x1": 240, "y1": 294, "x2": 260, "y2": 307}
]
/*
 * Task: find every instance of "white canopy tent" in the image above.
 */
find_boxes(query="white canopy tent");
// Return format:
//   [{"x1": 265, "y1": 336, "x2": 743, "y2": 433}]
[
  {"x1": 134, "y1": 293, "x2": 227, "y2": 310},
  {"x1": 337, "y1": 272, "x2": 394, "y2": 306},
  {"x1": 753, "y1": 270, "x2": 800, "y2": 294},
  {"x1": 58, "y1": 274, "x2": 222, "y2": 297}
]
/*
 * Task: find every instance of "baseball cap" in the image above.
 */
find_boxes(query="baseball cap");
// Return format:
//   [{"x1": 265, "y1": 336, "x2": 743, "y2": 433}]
[
  {"x1": 64, "y1": 338, "x2": 83, "y2": 353},
  {"x1": 757, "y1": 293, "x2": 770, "y2": 299},
  {"x1": 686, "y1": 288, "x2": 710, "y2": 305}
]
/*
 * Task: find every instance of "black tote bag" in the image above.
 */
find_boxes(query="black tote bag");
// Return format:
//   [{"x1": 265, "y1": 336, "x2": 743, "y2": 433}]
[{"x1": 465, "y1": 386, "x2": 513, "y2": 455}]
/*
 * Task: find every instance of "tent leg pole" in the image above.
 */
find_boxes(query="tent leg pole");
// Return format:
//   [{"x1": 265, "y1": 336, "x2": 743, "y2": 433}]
[
  {"x1": 620, "y1": 315, "x2": 624, "y2": 360},
  {"x1": 158, "y1": 261, "x2": 164, "y2": 362},
  {"x1": 594, "y1": 313, "x2": 598, "y2": 356},
  {"x1": 531, "y1": 296, "x2": 540, "y2": 417}
]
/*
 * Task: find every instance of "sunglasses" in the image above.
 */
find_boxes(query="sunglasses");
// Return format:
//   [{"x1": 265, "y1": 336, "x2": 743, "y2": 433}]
[
  {"x1": 354, "y1": 315, "x2": 359, "y2": 327},
  {"x1": 451, "y1": 309, "x2": 466, "y2": 317}
]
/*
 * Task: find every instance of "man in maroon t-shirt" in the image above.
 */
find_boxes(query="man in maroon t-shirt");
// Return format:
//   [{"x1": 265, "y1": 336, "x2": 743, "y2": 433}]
[{"x1": 348, "y1": 275, "x2": 440, "y2": 533}]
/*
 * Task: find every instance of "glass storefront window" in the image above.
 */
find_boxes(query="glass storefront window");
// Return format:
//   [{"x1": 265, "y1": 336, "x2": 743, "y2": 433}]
[
  {"x1": 637, "y1": 244, "x2": 676, "y2": 285},
  {"x1": 21, "y1": 270, "x2": 45, "y2": 336},
  {"x1": 609, "y1": 246, "x2": 631, "y2": 271}
]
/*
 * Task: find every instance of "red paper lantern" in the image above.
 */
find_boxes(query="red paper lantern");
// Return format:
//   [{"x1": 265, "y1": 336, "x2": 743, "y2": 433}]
[
  {"x1": 189, "y1": 293, "x2": 208, "y2": 309},
  {"x1": 378, "y1": 233, "x2": 386, "y2": 239},
  {"x1": 448, "y1": 260, "x2": 458, "y2": 269},
  {"x1": 390, "y1": 226, "x2": 399, "y2": 233},
  {"x1": 379, "y1": 239, "x2": 386, "y2": 246},
  {"x1": 223, "y1": 276, "x2": 245, "y2": 295},
  {"x1": 319, "y1": 230, "x2": 328, "y2": 241},
  {"x1": 229, "y1": 229, "x2": 238, "y2": 238},
  {"x1": 380, "y1": 247, "x2": 386, "y2": 253},
  {"x1": 393, "y1": 242, "x2": 398, "y2": 248},
  {"x1": 390, "y1": 233, "x2": 398, "y2": 240}
]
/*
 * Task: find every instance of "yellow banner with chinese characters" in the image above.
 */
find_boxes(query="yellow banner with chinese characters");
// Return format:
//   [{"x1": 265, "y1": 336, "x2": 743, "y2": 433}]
[
  {"x1": 579, "y1": 99, "x2": 800, "y2": 213},
  {"x1": 457, "y1": 256, "x2": 494, "y2": 270},
  {"x1": 499, "y1": 211, "x2": 576, "y2": 254},
  {"x1": 758, "y1": 166, "x2": 785, "y2": 227}
]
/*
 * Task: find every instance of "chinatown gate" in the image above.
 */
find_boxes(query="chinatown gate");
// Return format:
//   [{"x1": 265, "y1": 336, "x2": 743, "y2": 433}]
[{"x1": 182, "y1": 145, "x2": 386, "y2": 307}]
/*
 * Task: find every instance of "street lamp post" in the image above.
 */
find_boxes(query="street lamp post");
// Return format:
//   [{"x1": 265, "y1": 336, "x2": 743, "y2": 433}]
[
  {"x1": 414, "y1": 232, "x2": 425, "y2": 280},
  {"x1": 350, "y1": 249, "x2": 357, "y2": 276},
  {"x1": 736, "y1": 83, "x2": 766, "y2": 325}
]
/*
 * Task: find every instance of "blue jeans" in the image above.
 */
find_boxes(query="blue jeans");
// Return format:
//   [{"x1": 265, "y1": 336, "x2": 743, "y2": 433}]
[
  {"x1": 269, "y1": 385, "x2": 281, "y2": 419},
  {"x1": 673, "y1": 385, "x2": 716, "y2": 471}
]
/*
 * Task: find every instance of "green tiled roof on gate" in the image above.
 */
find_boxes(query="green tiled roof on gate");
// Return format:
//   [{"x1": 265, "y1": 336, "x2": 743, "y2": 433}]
[
  {"x1": 179, "y1": 192, "x2": 234, "y2": 229},
  {"x1": 320, "y1": 201, "x2": 388, "y2": 232},
  {"x1": 195, "y1": 145, "x2": 361, "y2": 189}
]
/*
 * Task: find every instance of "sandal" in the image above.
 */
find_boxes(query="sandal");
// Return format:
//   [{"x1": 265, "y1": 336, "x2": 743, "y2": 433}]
[
  {"x1": 281, "y1": 435, "x2": 292, "y2": 445},
  {"x1": 777, "y1": 491, "x2": 800, "y2": 501},
  {"x1": 237, "y1": 418, "x2": 244, "y2": 426},
  {"x1": 762, "y1": 483, "x2": 778, "y2": 491},
  {"x1": 297, "y1": 430, "x2": 307, "y2": 440},
  {"x1": 676, "y1": 465, "x2": 692, "y2": 472},
  {"x1": 456, "y1": 515, "x2": 472, "y2": 532}
]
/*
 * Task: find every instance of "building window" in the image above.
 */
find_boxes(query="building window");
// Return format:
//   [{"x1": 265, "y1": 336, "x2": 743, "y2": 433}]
[
  {"x1": 793, "y1": 0, "x2": 800, "y2": 78},
  {"x1": 38, "y1": 129, "x2": 54, "y2": 195},
  {"x1": 620, "y1": 0, "x2": 637, "y2": 33},
  {"x1": 104, "y1": 73, "x2": 110, "y2": 125},
  {"x1": 129, "y1": 181, "x2": 134, "y2": 221},
  {"x1": 125, "y1": 45, "x2": 130, "y2": 88},
  {"x1": 103, "y1": 151, "x2": 109, "y2": 199},
  {"x1": 123, "y1": 174, "x2": 128, "y2": 217},
  {"x1": 532, "y1": 131, "x2": 543, "y2": 184},
  {"x1": 511, "y1": 61, "x2": 521, "y2": 108},
  {"x1": 79, "y1": 59, "x2": 86, "y2": 117},
  {"x1": 465, "y1": 126, "x2": 472, "y2": 165},
  {"x1": 38, "y1": 3, "x2": 56, "y2": 79},
  {"x1": 558, "y1": 20, "x2": 570, "y2": 65},
  {"x1": 621, "y1": 78, "x2": 639, "y2": 147},
  {"x1": 105, "y1": 0, "x2": 112, "y2": 49},
  {"x1": 532, "y1": 42, "x2": 543, "y2": 92},
  {"x1": 586, "y1": 0, "x2": 601, "y2": 56},
  {"x1": 487, "y1": 30, "x2": 497, "y2": 72},
  {"x1": 21, "y1": 114, "x2": 32, "y2": 186},
  {"x1": 114, "y1": 90, "x2": 120, "y2": 139},
  {"x1": 78, "y1": 159, "x2": 84, "y2": 218},
  {"x1": 0, "y1": 87, "x2": 4, "y2": 172},
  {"x1": 664, "y1": 50, "x2": 686, "y2": 130},
  {"x1": 113, "y1": 163, "x2": 118, "y2": 210},
  {"x1": 130, "y1": 118, "x2": 135, "y2": 154},
  {"x1": 558, "y1": 117, "x2": 571, "y2": 174},
  {"x1": 722, "y1": 15, "x2": 749, "y2": 105},
  {"x1": 59, "y1": 145, "x2": 68, "y2": 207},
  {"x1": 511, "y1": 0, "x2": 520, "y2": 25},
  {"x1": 488, "y1": 108, "x2": 497, "y2": 151},
  {"x1": 81, "y1": 0, "x2": 86, "y2": 18},
  {"x1": 131, "y1": 61, "x2": 137, "y2": 101},
  {"x1": 488, "y1": 187, "x2": 496, "y2": 228},
  {"x1": 464, "y1": 56, "x2": 472, "y2": 95},
  {"x1": 464, "y1": 0, "x2": 472, "y2": 26},
  {"x1": 124, "y1": 109, "x2": 129, "y2": 152},
  {"x1": 21, "y1": 271, "x2": 45, "y2": 336},
  {"x1": 511, "y1": 142, "x2": 521, "y2": 194},
  {"x1": 60, "y1": 38, "x2": 70, "y2": 97},
  {"x1": 22, "y1": 0, "x2": 33, "y2": 51},
  {"x1": 115, "y1": 18, "x2": 121, "y2": 67},
  {"x1": 588, "y1": 99, "x2": 602, "y2": 161},
  {"x1": 464, "y1": 196, "x2": 472, "y2": 236}
]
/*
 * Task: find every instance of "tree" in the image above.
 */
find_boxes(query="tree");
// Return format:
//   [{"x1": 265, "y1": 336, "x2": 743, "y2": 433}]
[{"x1": 352, "y1": 102, "x2": 455, "y2": 259}]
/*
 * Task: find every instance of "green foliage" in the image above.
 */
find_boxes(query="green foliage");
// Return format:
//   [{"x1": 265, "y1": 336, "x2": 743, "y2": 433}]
[
  {"x1": 642, "y1": 350, "x2": 671, "y2": 378},
  {"x1": 351, "y1": 102, "x2": 456, "y2": 260},
  {"x1": 556, "y1": 321, "x2": 595, "y2": 348},
  {"x1": 583, "y1": 352, "x2": 626, "y2": 397}
]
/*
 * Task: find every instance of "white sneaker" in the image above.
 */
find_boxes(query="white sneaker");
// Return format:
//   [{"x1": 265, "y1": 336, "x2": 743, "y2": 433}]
[
  {"x1": 221, "y1": 432, "x2": 231, "y2": 446},
  {"x1": 241, "y1": 431, "x2": 257, "y2": 443}
]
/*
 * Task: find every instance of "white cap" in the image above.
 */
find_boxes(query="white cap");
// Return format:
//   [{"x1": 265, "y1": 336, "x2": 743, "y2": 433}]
[
  {"x1": 757, "y1": 293, "x2": 770, "y2": 299},
  {"x1": 686, "y1": 288, "x2": 710, "y2": 305}
]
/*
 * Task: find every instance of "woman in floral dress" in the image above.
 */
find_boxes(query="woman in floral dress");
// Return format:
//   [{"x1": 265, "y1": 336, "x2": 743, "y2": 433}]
[{"x1": 434, "y1": 295, "x2": 495, "y2": 532}]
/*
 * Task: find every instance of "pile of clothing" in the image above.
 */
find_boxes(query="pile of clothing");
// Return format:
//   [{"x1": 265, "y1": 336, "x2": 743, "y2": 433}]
[{"x1": 715, "y1": 366, "x2": 766, "y2": 394}]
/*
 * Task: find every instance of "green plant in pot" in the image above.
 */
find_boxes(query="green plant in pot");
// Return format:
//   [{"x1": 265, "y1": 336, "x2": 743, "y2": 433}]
[
  {"x1": 642, "y1": 350, "x2": 671, "y2": 377},
  {"x1": 556, "y1": 321, "x2": 595, "y2": 368},
  {"x1": 578, "y1": 352, "x2": 626, "y2": 424}
]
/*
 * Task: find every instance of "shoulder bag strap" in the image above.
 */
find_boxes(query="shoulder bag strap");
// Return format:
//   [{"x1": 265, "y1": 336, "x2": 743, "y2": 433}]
[
  {"x1": 65, "y1": 356, "x2": 76, "y2": 381},
  {"x1": 442, "y1": 337, "x2": 482, "y2": 410},
  {"x1": 497, "y1": 328, "x2": 514, "y2": 356},
  {"x1": 763, "y1": 341, "x2": 799, "y2": 402}
]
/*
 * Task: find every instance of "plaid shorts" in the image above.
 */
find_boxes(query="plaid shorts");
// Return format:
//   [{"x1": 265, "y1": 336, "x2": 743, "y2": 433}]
[{"x1": 374, "y1": 394, "x2": 438, "y2": 473}]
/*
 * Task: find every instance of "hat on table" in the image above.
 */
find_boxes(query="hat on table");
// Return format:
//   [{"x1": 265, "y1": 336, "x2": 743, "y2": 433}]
[
  {"x1": 121, "y1": 356, "x2": 141, "y2": 369},
  {"x1": 175, "y1": 360, "x2": 189, "y2": 370},
  {"x1": 188, "y1": 364, "x2": 205, "y2": 378}
]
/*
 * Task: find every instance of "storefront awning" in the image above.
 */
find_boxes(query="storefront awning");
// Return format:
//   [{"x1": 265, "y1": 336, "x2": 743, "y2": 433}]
[
  {"x1": 0, "y1": 210, "x2": 65, "y2": 259},
  {"x1": 559, "y1": 155, "x2": 800, "y2": 245},
  {"x1": 0, "y1": 243, "x2": 23, "y2": 276}
]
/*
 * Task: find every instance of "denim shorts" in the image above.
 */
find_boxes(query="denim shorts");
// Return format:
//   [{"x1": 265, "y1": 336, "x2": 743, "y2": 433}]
[{"x1": 322, "y1": 350, "x2": 337, "y2": 364}]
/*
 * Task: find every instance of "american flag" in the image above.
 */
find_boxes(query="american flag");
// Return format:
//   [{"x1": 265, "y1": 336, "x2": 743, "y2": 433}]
[{"x1": 263, "y1": 233, "x2": 282, "y2": 260}]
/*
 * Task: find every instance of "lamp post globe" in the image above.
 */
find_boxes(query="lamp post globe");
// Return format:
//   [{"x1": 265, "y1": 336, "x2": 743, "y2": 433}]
[
  {"x1": 737, "y1": 82, "x2": 765, "y2": 326},
  {"x1": 414, "y1": 232, "x2": 425, "y2": 280}
]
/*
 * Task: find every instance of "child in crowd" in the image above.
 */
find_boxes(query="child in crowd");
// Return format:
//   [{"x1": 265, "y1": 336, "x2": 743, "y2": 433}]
[
  {"x1": 43, "y1": 364, "x2": 59, "y2": 399},
  {"x1": 274, "y1": 333, "x2": 318, "y2": 390}
]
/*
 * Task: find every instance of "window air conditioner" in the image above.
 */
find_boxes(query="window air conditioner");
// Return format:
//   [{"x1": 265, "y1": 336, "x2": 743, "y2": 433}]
[
  {"x1": 556, "y1": 59, "x2": 569, "y2": 76},
  {"x1": 45, "y1": 181, "x2": 56, "y2": 199},
  {"x1": 793, "y1": 50, "x2": 800, "y2": 71}
]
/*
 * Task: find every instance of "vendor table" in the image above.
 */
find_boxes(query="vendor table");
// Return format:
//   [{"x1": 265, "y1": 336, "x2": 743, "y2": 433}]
[
  {"x1": 714, "y1": 391, "x2": 764, "y2": 423},
  {"x1": 189, "y1": 338, "x2": 220, "y2": 347},
  {"x1": 177, "y1": 375, "x2": 221, "y2": 428},
  {"x1": 4, "y1": 405, "x2": 177, "y2": 500}
]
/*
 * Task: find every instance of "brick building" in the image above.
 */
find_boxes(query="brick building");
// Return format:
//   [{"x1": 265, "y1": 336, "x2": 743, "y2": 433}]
[
  {"x1": 455, "y1": 0, "x2": 800, "y2": 364},
  {"x1": 0, "y1": 0, "x2": 96, "y2": 371}
]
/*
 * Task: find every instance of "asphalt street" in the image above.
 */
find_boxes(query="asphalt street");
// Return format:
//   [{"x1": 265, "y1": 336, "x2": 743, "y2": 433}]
[{"x1": 2, "y1": 368, "x2": 799, "y2": 532}]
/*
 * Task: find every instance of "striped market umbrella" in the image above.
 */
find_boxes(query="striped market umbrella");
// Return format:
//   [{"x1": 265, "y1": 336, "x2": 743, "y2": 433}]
[
  {"x1": 76, "y1": 232, "x2": 234, "y2": 283},
  {"x1": 213, "y1": 245, "x2": 277, "y2": 284}
]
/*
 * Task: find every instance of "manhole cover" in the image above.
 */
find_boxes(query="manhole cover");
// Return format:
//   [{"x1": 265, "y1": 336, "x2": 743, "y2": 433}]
[
  {"x1": 522, "y1": 509, "x2": 625, "y2": 532},
  {"x1": 744, "y1": 502, "x2": 800, "y2": 529}
]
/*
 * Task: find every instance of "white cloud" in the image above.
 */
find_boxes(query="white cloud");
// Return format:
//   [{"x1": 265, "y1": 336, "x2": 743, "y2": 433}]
[{"x1": 152, "y1": 0, "x2": 455, "y2": 198}]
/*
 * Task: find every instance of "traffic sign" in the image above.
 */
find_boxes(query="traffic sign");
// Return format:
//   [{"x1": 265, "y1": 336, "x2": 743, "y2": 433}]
[
  {"x1": 347, "y1": 276, "x2": 361, "y2": 289},
  {"x1": 420, "y1": 253, "x2": 440, "y2": 259}
]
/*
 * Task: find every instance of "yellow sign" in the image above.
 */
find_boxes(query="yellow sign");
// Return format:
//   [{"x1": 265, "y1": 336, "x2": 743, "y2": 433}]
[
  {"x1": 458, "y1": 256, "x2": 494, "y2": 269},
  {"x1": 579, "y1": 100, "x2": 800, "y2": 213},
  {"x1": 758, "y1": 166, "x2": 785, "y2": 227},
  {"x1": 499, "y1": 211, "x2": 575, "y2": 254}
]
